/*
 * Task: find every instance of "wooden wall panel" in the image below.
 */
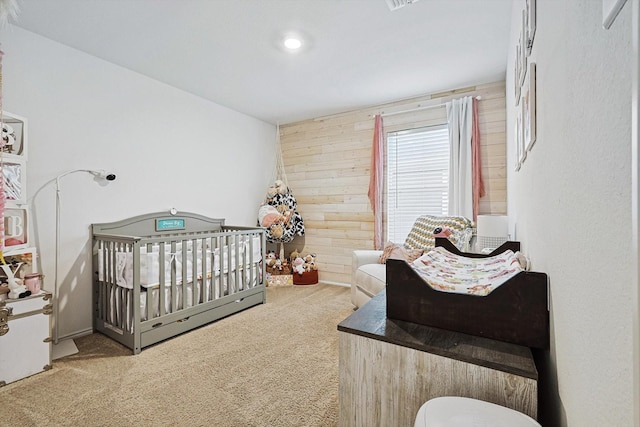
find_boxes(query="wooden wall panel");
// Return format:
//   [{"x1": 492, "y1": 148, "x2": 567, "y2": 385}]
[{"x1": 280, "y1": 81, "x2": 507, "y2": 285}]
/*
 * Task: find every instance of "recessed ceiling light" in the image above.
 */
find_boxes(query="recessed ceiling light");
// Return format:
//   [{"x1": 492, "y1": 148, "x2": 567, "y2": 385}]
[{"x1": 284, "y1": 37, "x2": 302, "y2": 50}]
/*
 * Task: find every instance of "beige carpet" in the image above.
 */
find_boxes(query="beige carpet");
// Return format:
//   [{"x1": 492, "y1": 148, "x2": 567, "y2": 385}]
[{"x1": 2, "y1": 283, "x2": 353, "y2": 427}]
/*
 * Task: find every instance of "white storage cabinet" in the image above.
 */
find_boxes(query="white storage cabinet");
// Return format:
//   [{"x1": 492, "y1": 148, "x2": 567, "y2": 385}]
[{"x1": 0, "y1": 291, "x2": 53, "y2": 386}]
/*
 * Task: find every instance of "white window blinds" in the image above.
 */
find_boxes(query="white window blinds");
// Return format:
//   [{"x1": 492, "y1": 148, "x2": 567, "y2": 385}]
[{"x1": 386, "y1": 124, "x2": 450, "y2": 242}]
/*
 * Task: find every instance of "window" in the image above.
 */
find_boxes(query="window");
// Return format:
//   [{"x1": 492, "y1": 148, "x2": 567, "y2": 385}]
[{"x1": 386, "y1": 124, "x2": 450, "y2": 242}]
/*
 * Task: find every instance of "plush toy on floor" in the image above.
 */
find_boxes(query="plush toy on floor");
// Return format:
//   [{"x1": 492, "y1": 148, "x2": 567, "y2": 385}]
[
  {"x1": 303, "y1": 254, "x2": 317, "y2": 272},
  {"x1": 292, "y1": 255, "x2": 305, "y2": 275},
  {"x1": 266, "y1": 251, "x2": 278, "y2": 268}
]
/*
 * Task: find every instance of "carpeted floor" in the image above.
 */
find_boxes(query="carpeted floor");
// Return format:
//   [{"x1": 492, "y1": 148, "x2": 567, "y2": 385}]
[{"x1": 2, "y1": 283, "x2": 354, "y2": 427}]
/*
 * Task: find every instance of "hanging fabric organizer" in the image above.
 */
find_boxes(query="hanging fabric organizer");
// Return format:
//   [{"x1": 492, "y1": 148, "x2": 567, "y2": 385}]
[
  {"x1": 259, "y1": 182, "x2": 304, "y2": 243},
  {"x1": 258, "y1": 124, "x2": 304, "y2": 244}
]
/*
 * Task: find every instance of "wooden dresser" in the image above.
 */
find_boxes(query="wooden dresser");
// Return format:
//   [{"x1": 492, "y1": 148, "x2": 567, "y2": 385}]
[{"x1": 337, "y1": 290, "x2": 538, "y2": 427}]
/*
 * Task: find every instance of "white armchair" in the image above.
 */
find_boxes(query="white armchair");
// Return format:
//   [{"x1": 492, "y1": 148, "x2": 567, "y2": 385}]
[
  {"x1": 350, "y1": 215, "x2": 474, "y2": 308},
  {"x1": 351, "y1": 249, "x2": 385, "y2": 308}
]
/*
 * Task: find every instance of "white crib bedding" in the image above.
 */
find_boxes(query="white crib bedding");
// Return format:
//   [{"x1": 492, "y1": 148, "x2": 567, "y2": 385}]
[
  {"x1": 109, "y1": 269, "x2": 260, "y2": 333},
  {"x1": 410, "y1": 246, "x2": 523, "y2": 296},
  {"x1": 98, "y1": 236, "x2": 262, "y2": 289}
]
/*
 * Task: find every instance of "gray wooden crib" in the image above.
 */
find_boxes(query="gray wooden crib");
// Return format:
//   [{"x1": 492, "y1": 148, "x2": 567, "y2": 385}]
[{"x1": 92, "y1": 211, "x2": 266, "y2": 354}]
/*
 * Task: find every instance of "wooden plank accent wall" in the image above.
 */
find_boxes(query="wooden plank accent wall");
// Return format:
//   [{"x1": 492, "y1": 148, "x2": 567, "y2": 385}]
[{"x1": 280, "y1": 81, "x2": 506, "y2": 285}]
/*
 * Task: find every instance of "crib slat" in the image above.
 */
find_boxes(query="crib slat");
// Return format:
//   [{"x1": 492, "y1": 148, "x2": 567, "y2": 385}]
[
  {"x1": 191, "y1": 238, "x2": 198, "y2": 306},
  {"x1": 201, "y1": 238, "x2": 208, "y2": 303},
  {"x1": 171, "y1": 241, "x2": 178, "y2": 314},
  {"x1": 132, "y1": 241, "x2": 141, "y2": 352},
  {"x1": 214, "y1": 235, "x2": 222, "y2": 299},
  {"x1": 98, "y1": 241, "x2": 106, "y2": 322},
  {"x1": 159, "y1": 242, "x2": 166, "y2": 318},
  {"x1": 234, "y1": 234, "x2": 241, "y2": 292},
  {"x1": 110, "y1": 242, "x2": 117, "y2": 325},
  {"x1": 227, "y1": 235, "x2": 234, "y2": 295},
  {"x1": 181, "y1": 240, "x2": 188, "y2": 311},
  {"x1": 248, "y1": 234, "x2": 255, "y2": 289},
  {"x1": 144, "y1": 242, "x2": 155, "y2": 323}
]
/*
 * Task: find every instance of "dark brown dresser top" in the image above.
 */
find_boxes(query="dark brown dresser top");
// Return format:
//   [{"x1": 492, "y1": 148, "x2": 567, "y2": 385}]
[{"x1": 338, "y1": 290, "x2": 538, "y2": 380}]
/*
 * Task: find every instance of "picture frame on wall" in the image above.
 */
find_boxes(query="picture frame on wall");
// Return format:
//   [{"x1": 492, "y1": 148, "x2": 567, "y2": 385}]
[
  {"x1": 602, "y1": 0, "x2": 628, "y2": 29},
  {"x1": 523, "y1": 62, "x2": 537, "y2": 151},
  {"x1": 519, "y1": 10, "x2": 527, "y2": 87},
  {"x1": 514, "y1": 44, "x2": 521, "y2": 106},
  {"x1": 518, "y1": 102, "x2": 527, "y2": 167},
  {"x1": 515, "y1": 102, "x2": 525, "y2": 172},
  {"x1": 526, "y1": 0, "x2": 536, "y2": 55},
  {"x1": 515, "y1": 117, "x2": 521, "y2": 172}
]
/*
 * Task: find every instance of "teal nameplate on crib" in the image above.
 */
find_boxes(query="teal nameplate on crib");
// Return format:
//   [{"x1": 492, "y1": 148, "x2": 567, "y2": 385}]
[{"x1": 156, "y1": 218, "x2": 185, "y2": 231}]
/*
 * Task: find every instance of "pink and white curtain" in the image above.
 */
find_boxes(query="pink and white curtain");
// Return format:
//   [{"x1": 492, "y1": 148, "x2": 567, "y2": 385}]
[
  {"x1": 369, "y1": 114, "x2": 384, "y2": 250},
  {"x1": 446, "y1": 96, "x2": 484, "y2": 220},
  {"x1": 471, "y1": 97, "x2": 485, "y2": 220}
]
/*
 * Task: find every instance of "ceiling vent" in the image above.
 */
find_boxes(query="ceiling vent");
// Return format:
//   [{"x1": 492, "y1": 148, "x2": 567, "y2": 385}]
[{"x1": 385, "y1": 0, "x2": 420, "y2": 11}]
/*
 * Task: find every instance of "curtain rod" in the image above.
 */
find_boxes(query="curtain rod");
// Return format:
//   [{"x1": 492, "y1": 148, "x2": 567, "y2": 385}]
[{"x1": 372, "y1": 95, "x2": 482, "y2": 118}]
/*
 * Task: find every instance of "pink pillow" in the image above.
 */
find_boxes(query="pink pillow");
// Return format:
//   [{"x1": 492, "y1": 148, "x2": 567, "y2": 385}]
[{"x1": 379, "y1": 241, "x2": 424, "y2": 264}]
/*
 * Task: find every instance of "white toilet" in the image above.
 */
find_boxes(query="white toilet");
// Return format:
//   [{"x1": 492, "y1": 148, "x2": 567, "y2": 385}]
[{"x1": 414, "y1": 396, "x2": 542, "y2": 427}]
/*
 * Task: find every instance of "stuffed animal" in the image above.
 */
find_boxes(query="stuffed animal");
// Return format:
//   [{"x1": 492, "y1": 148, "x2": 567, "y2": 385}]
[
  {"x1": 290, "y1": 250, "x2": 300, "y2": 261},
  {"x1": 281, "y1": 258, "x2": 291, "y2": 274},
  {"x1": 266, "y1": 185, "x2": 277, "y2": 199},
  {"x1": 260, "y1": 179, "x2": 305, "y2": 244},
  {"x1": 259, "y1": 204, "x2": 284, "y2": 227},
  {"x1": 274, "y1": 180, "x2": 288, "y2": 195},
  {"x1": 266, "y1": 250, "x2": 278, "y2": 268},
  {"x1": 276, "y1": 204, "x2": 293, "y2": 224},
  {"x1": 433, "y1": 227, "x2": 452, "y2": 238},
  {"x1": 292, "y1": 256, "x2": 305, "y2": 275},
  {"x1": 303, "y1": 253, "x2": 317, "y2": 272},
  {"x1": 271, "y1": 224, "x2": 284, "y2": 239},
  {"x1": 7, "y1": 276, "x2": 30, "y2": 299},
  {"x1": 1, "y1": 122, "x2": 15, "y2": 152}
]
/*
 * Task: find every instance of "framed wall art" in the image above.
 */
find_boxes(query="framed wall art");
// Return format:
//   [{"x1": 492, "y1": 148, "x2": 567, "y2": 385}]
[
  {"x1": 514, "y1": 43, "x2": 521, "y2": 106},
  {"x1": 523, "y1": 62, "x2": 537, "y2": 151},
  {"x1": 603, "y1": 0, "x2": 628, "y2": 29},
  {"x1": 515, "y1": 101, "x2": 525, "y2": 172},
  {"x1": 519, "y1": 10, "x2": 527, "y2": 87},
  {"x1": 526, "y1": 0, "x2": 536, "y2": 55}
]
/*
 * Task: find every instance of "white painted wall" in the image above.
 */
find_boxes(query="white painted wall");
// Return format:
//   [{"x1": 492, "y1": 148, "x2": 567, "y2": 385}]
[
  {"x1": 507, "y1": 1, "x2": 634, "y2": 425},
  {"x1": 0, "y1": 26, "x2": 276, "y2": 340}
]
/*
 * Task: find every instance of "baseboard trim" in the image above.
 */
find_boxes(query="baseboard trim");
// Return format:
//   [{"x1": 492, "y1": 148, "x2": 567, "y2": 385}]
[
  {"x1": 319, "y1": 280, "x2": 350, "y2": 288},
  {"x1": 59, "y1": 328, "x2": 93, "y2": 342}
]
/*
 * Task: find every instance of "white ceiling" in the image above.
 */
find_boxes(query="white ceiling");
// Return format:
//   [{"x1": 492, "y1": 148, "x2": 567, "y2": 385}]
[{"x1": 10, "y1": 0, "x2": 513, "y2": 124}]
